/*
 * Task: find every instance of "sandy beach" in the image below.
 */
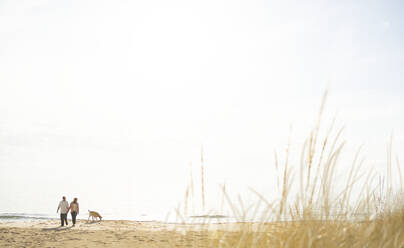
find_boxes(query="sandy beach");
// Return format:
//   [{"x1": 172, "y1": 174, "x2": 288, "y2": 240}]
[{"x1": 0, "y1": 219, "x2": 243, "y2": 248}]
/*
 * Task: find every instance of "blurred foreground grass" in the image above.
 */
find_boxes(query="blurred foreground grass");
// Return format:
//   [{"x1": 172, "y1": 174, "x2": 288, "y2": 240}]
[{"x1": 174, "y1": 92, "x2": 404, "y2": 247}]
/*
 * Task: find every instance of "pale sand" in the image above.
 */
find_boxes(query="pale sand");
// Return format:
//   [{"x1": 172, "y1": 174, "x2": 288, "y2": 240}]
[{"x1": 0, "y1": 219, "x2": 247, "y2": 247}]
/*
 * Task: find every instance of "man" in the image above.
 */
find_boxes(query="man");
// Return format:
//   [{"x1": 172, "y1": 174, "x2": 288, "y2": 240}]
[{"x1": 57, "y1": 196, "x2": 69, "y2": 226}]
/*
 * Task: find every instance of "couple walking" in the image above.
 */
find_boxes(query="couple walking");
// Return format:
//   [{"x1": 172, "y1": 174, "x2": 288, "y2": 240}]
[{"x1": 56, "y1": 196, "x2": 79, "y2": 227}]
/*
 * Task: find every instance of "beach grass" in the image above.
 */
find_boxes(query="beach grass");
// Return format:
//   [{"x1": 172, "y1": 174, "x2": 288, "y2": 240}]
[{"x1": 174, "y1": 91, "x2": 404, "y2": 247}]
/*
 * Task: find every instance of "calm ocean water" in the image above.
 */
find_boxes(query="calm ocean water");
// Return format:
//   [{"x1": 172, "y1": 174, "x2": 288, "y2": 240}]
[
  {"x1": 0, "y1": 213, "x2": 55, "y2": 222},
  {"x1": 0, "y1": 212, "x2": 235, "y2": 223},
  {"x1": 0, "y1": 208, "x2": 374, "y2": 223}
]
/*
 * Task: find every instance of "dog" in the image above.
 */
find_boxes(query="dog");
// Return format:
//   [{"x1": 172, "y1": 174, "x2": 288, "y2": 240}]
[{"x1": 88, "y1": 210, "x2": 102, "y2": 222}]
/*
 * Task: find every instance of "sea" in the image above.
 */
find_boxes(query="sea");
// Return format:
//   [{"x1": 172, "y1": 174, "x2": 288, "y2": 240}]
[{"x1": 0, "y1": 212, "x2": 236, "y2": 224}]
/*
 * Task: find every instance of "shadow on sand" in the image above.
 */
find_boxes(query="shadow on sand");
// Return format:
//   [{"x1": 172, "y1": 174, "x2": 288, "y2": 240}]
[
  {"x1": 84, "y1": 221, "x2": 101, "y2": 225},
  {"x1": 42, "y1": 226, "x2": 73, "y2": 232}
]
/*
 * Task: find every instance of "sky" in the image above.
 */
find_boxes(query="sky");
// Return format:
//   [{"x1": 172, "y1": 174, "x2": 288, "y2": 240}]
[{"x1": 0, "y1": 0, "x2": 403, "y2": 219}]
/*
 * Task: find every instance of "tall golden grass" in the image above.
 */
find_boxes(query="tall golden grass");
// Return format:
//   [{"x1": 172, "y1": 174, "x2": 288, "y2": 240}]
[{"x1": 175, "y1": 91, "x2": 404, "y2": 247}]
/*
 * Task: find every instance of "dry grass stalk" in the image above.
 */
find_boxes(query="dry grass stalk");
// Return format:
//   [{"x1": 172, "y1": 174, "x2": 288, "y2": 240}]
[{"x1": 201, "y1": 145, "x2": 206, "y2": 213}]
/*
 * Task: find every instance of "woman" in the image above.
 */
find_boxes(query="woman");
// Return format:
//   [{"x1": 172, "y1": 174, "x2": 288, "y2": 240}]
[{"x1": 68, "y1": 198, "x2": 79, "y2": 226}]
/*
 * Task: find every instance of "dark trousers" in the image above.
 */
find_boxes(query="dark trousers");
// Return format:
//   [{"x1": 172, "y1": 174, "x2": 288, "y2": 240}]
[
  {"x1": 60, "y1": 213, "x2": 68, "y2": 226},
  {"x1": 71, "y1": 211, "x2": 77, "y2": 225}
]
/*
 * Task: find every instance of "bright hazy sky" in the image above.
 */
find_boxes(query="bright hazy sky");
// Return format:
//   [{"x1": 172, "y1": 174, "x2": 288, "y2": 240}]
[{"x1": 0, "y1": 0, "x2": 403, "y2": 218}]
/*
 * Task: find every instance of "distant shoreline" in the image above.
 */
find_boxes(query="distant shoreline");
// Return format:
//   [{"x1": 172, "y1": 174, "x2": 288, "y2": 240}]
[{"x1": 0, "y1": 212, "x2": 236, "y2": 224}]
